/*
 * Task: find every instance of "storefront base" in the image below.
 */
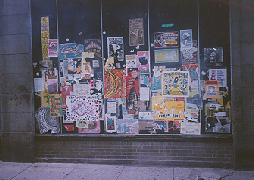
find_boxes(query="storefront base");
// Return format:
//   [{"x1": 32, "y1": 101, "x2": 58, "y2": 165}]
[{"x1": 35, "y1": 135, "x2": 233, "y2": 168}]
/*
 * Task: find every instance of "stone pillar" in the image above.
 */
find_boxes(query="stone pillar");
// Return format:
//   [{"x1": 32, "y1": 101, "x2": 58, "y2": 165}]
[
  {"x1": 0, "y1": 0, "x2": 34, "y2": 162},
  {"x1": 230, "y1": 0, "x2": 254, "y2": 170}
]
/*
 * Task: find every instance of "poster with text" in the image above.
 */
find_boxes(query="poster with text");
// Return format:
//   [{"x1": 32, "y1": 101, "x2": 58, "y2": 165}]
[
  {"x1": 129, "y1": 18, "x2": 144, "y2": 46},
  {"x1": 126, "y1": 55, "x2": 137, "y2": 68},
  {"x1": 104, "y1": 69, "x2": 124, "y2": 98},
  {"x1": 180, "y1": 29, "x2": 192, "y2": 49},
  {"x1": 162, "y1": 71, "x2": 189, "y2": 97},
  {"x1": 154, "y1": 101, "x2": 185, "y2": 121},
  {"x1": 208, "y1": 69, "x2": 227, "y2": 87},
  {"x1": 107, "y1": 37, "x2": 124, "y2": 61},
  {"x1": 154, "y1": 31, "x2": 179, "y2": 48},
  {"x1": 66, "y1": 95, "x2": 101, "y2": 121},
  {"x1": 59, "y1": 43, "x2": 83, "y2": 60},
  {"x1": 181, "y1": 121, "x2": 201, "y2": 135},
  {"x1": 48, "y1": 39, "x2": 58, "y2": 57},
  {"x1": 155, "y1": 49, "x2": 179, "y2": 63},
  {"x1": 137, "y1": 51, "x2": 150, "y2": 73},
  {"x1": 181, "y1": 40, "x2": 198, "y2": 65}
]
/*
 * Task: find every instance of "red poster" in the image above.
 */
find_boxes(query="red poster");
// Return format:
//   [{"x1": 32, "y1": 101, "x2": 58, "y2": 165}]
[
  {"x1": 126, "y1": 68, "x2": 139, "y2": 114},
  {"x1": 48, "y1": 39, "x2": 58, "y2": 57},
  {"x1": 104, "y1": 69, "x2": 124, "y2": 98}
]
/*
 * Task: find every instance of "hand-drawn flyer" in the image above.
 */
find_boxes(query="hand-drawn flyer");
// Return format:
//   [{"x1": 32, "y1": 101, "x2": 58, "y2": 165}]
[
  {"x1": 129, "y1": 18, "x2": 144, "y2": 46},
  {"x1": 204, "y1": 47, "x2": 223, "y2": 67},
  {"x1": 162, "y1": 71, "x2": 189, "y2": 97},
  {"x1": 154, "y1": 31, "x2": 179, "y2": 48},
  {"x1": 84, "y1": 39, "x2": 102, "y2": 58},
  {"x1": 126, "y1": 68, "x2": 139, "y2": 114},
  {"x1": 126, "y1": 55, "x2": 137, "y2": 68},
  {"x1": 105, "y1": 114, "x2": 117, "y2": 133},
  {"x1": 180, "y1": 29, "x2": 192, "y2": 49},
  {"x1": 137, "y1": 51, "x2": 150, "y2": 73},
  {"x1": 181, "y1": 40, "x2": 198, "y2": 65},
  {"x1": 208, "y1": 69, "x2": 227, "y2": 87},
  {"x1": 205, "y1": 80, "x2": 219, "y2": 98},
  {"x1": 116, "y1": 119, "x2": 138, "y2": 134},
  {"x1": 66, "y1": 95, "x2": 101, "y2": 121},
  {"x1": 154, "y1": 49, "x2": 179, "y2": 63},
  {"x1": 107, "y1": 37, "x2": 124, "y2": 61},
  {"x1": 59, "y1": 43, "x2": 84, "y2": 60},
  {"x1": 48, "y1": 39, "x2": 58, "y2": 57},
  {"x1": 154, "y1": 101, "x2": 185, "y2": 121},
  {"x1": 104, "y1": 69, "x2": 124, "y2": 99}
]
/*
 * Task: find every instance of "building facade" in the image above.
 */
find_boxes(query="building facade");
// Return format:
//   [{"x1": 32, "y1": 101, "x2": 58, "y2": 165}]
[{"x1": 0, "y1": 0, "x2": 254, "y2": 170}]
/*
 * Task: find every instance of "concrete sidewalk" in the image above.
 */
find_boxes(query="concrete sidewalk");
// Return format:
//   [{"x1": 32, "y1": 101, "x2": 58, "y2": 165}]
[{"x1": 0, "y1": 161, "x2": 254, "y2": 180}]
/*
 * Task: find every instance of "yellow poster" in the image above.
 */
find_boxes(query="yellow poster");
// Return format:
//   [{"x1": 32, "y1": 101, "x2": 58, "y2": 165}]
[
  {"x1": 154, "y1": 101, "x2": 185, "y2": 121},
  {"x1": 41, "y1": 16, "x2": 49, "y2": 60}
]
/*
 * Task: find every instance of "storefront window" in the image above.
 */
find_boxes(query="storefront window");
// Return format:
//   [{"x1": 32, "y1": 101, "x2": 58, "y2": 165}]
[{"x1": 32, "y1": 0, "x2": 231, "y2": 135}]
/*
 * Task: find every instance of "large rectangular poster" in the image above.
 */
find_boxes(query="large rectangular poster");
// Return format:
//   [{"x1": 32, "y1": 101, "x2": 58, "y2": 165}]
[
  {"x1": 162, "y1": 71, "x2": 189, "y2": 97},
  {"x1": 107, "y1": 37, "x2": 124, "y2": 61},
  {"x1": 66, "y1": 95, "x2": 101, "y2": 121},
  {"x1": 41, "y1": 16, "x2": 49, "y2": 60},
  {"x1": 104, "y1": 69, "x2": 124, "y2": 99},
  {"x1": 154, "y1": 49, "x2": 179, "y2": 63},
  {"x1": 154, "y1": 101, "x2": 185, "y2": 121},
  {"x1": 59, "y1": 43, "x2": 84, "y2": 60},
  {"x1": 208, "y1": 69, "x2": 227, "y2": 87},
  {"x1": 116, "y1": 119, "x2": 138, "y2": 134},
  {"x1": 129, "y1": 18, "x2": 144, "y2": 46},
  {"x1": 154, "y1": 31, "x2": 179, "y2": 48},
  {"x1": 181, "y1": 40, "x2": 198, "y2": 65}
]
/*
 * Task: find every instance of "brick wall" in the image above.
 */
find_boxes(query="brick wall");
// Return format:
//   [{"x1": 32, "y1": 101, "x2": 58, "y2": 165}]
[{"x1": 35, "y1": 135, "x2": 233, "y2": 168}]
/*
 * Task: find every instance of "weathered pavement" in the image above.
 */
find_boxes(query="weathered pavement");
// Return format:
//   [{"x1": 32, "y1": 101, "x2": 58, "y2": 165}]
[{"x1": 0, "y1": 161, "x2": 254, "y2": 180}]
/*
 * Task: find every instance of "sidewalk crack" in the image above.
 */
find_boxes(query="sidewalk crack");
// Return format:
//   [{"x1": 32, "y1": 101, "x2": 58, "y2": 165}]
[
  {"x1": 63, "y1": 164, "x2": 79, "y2": 179},
  {"x1": 10, "y1": 163, "x2": 33, "y2": 180},
  {"x1": 116, "y1": 166, "x2": 126, "y2": 180}
]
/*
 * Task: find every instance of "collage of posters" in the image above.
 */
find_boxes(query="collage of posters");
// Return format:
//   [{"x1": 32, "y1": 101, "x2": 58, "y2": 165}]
[{"x1": 34, "y1": 16, "x2": 230, "y2": 135}]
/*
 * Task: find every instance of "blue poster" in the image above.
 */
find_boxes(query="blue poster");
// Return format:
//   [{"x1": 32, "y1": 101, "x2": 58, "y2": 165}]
[
  {"x1": 180, "y1": 29, "x2": 192, "y2": 49},
  {"x1": 59, "y1": 43, "x2": 84, "y2": 60}
]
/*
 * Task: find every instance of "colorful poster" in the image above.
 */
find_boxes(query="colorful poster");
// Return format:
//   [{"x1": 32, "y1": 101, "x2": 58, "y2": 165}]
[
  {"x1": 154, "y1": 101, "x2": 185, "y2": 121},
  {"x1": 154, "y1": 31, "x2": 179, "y2": 48},
  {"x1": 154, "y1": 121, "x2": 167, "y2": 133},
  {"x1": 183, "y1": 64, "x2": 199, "y2": 89},
  {"x1": 59, "y1": 43, "x2": 84, "y2": 60},
  {"x1": 78, "y1": 120, "x2": 101, "y2": 133},
  {"x1": 168, "y1": 121, "x2": 181, "y2": 134},
  {"x1": 162, "y1": 71, "x2": 189, "y2": 97},
  {"x1": 105, "y1": 114, "x2": 117, "y2": 133},
  {"x1": 107, "y1": 37, "x2": 124, "y2": 61},
  {"x1": 129, "y1": 18, "x2": 144, "y2": 46},
  {"x1": 126, "y1": 68, "x2": 139, "y2": 114},
  {"x1": 48, "y1": 39, "x2": 58, "y2": 57},
  {"x1": 181, "y1": 40, "x2": 198, "y2": 65},
  {"x1": 180, "y1": 29, "x2": 192, "y2": 49},
  {"x1": 154, "y1": 49, "x2": 179, "y2": 63},
  {"x1": 66, "y1": 95, "x2": 102, "y2": 121},
  {"x1": 41, "y1": 17, "x2": 49, "y2": 60},
  {"x1": 116, "y1": 119, "x2": 138, "y2": 134},
  {"x1": 208, "y1": 69, "x2": 227, "y2": 87},
  {"x1": 61, "y1": 83, "x2": 73, "y2": 108},
  {"x1": 204, "y1": 47, "x2": 223, "y2": 67},
  {"x1": 126, "y1": 55, "x2": 137, "y2": 68},
  {"x1": 137, "y1": 51, "x2": 150, "y2": 73},
  {"x1": 49, "y1": 94, "x2": 63, "y2": 117},
  {"x1": 84, "y1": 39, "x2": 102, "y2": 58},
  {"x1": 104, "y1": 69, "x2": 124, "y2": 98},
  {"x1": 205, "y1": 80, "x2": 219, "y2": 98},
  {"x1": 66, "y1": 58, "x2": 82, "y2": 74},
  {"x1": 181, "y1": 121, "x2": 201, "y2": 135}
]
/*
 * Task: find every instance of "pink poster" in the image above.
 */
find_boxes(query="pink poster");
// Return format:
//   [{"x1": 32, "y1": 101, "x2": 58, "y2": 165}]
[{"x1": 137, "y1": 51, "x2": 150, "y2": 73}]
